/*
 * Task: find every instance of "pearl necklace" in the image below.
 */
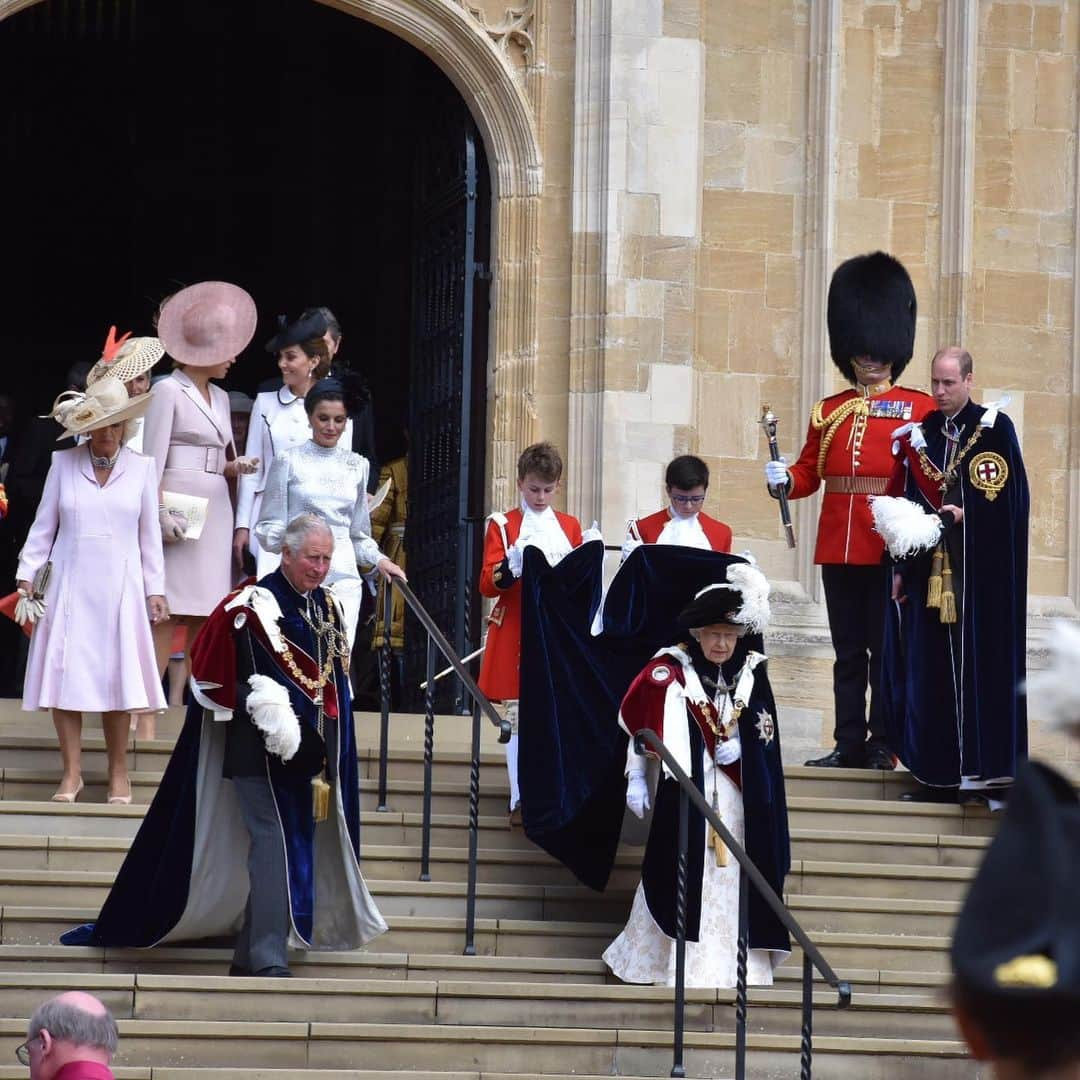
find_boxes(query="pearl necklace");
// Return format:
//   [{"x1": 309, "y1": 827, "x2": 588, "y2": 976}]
[{"x1": 89, "y1": 448, "x2": 121, "y2": 469}]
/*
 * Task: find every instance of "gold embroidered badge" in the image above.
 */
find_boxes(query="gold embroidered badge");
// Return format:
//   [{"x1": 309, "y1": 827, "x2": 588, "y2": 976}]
[
  {"x1": 994, "y1": 954, "x2": 1058, "y2": 989},
  {"x1": 969, "y1": 451, "x2": 1008, "y2": 501}
]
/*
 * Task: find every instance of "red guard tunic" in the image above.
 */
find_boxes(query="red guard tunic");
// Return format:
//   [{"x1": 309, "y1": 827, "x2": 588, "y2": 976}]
[
  {"x1": 477, "y1": 507, "x2": 584, "y2": 701},
  {"x1": 632, "y1": 508, "x2": 733, "y2": 552},
  {"x1": 788, "y1": 382, "x2": 935, "y2": 564}
]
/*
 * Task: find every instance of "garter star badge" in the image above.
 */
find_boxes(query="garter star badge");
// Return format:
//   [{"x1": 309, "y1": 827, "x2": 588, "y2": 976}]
[
  {"x1": 755, "y1": 708, "x2": 775, "y2": 745},
  {"x1": 651, "y1": 664, "x2": 672, "y2": 683},
  {"x1": 969, "y1": 451, "x2": 1008, "y2": 501}
]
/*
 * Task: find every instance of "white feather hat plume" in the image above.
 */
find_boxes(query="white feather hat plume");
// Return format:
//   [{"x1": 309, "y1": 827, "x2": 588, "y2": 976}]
[
  {"x1": 727, "y1": 562, "x2": 772, "y2": 635},
  {"x1": 869, "y1": 495, "x2": 944, "y2": 559},
  {"x1": 1024, "y1": 620, "x2": 1080, "y2": 739}
]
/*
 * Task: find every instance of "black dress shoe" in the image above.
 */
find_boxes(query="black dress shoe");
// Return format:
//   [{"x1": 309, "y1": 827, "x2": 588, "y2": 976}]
[
  {"x1": 228, "y1": 963, "x2": 250, "y2": 977},
  {"x1": 804, "y1": 748, "x2": 866, "y2": 768},
  {"x1": 899, "y1": 787, "x2": 958, "y2": 803},
  {"x1": 251, "y1": 965, "x2": 293, "y2": 977},
  {"x1": 865, "y1": 745, "x2": 897, "y2": 771}
]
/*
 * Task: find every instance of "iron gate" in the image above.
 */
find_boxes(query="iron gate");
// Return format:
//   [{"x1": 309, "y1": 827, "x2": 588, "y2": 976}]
[{"x1": 404, "y1": 82, "x2": 490, "y2": 711}]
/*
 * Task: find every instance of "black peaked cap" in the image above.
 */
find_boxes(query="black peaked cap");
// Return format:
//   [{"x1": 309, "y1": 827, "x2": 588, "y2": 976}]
[{"x1": 950, "y1": 760, "x2": 1080, "y2": 1002}]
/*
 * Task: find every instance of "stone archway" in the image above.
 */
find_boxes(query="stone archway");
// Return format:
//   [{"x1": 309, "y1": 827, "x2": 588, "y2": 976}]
[{"x1": 0, "y1": 0, "x2": 545, "y2": 510}]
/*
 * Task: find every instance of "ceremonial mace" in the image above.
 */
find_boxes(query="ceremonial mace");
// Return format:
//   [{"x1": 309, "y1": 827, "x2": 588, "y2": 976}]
[{"x1": 759, "y1": 404, "x2": 797, "y2": 549}]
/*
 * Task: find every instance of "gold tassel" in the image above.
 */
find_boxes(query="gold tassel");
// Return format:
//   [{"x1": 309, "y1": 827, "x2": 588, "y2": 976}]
[
  {"x1": 939, "y1": 548, "x2": 957, "y2": 624},
  {"x1": 708, "y1": 823, "x2": 728, "y2": 867},
  {"x1": 926, "y1": 544, "x2": 944, "y2": 608},
  {"x1": 312, "y1": 775, "x2": 331, "y2": 822}
]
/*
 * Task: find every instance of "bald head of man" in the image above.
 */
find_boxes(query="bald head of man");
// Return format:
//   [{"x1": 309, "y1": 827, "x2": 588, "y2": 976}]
[{"x1": 19, "y1": 991, "x2": 117, "y2": 1079}]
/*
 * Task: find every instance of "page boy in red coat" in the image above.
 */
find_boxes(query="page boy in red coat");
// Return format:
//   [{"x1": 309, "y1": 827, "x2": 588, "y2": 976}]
[
  {"x1": 621, "y1": 454, "x2": 732, "y2": 560},
  {"x1": 478, "y1": 442, "x2": 593, "y2": 820}
]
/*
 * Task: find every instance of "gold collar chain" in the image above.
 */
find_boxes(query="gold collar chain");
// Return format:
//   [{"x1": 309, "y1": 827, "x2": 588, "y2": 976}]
[{"x1": 917, "y1": 424, "x2": 984, "y2": 493}]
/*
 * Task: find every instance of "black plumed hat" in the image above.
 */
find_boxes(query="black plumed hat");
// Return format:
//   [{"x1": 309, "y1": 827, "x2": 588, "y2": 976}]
[
  {"x1": 826, "y1": 251, "x2": 917, "y2": 383},
  {"x1": 950, "y1": 761, "x2": 1080, "y2": 1003},
  {"x1": 264, "y1": 310, "x2": 330, "y2": 354}
]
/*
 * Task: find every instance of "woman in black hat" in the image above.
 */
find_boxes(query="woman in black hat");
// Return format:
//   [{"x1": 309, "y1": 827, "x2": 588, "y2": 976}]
[
  {"x1": 234, "y1": 312, "x2": 353, "y2": 574},
  {"x1": 603, "y1": 562, "x2": 790, "y2": 988}
]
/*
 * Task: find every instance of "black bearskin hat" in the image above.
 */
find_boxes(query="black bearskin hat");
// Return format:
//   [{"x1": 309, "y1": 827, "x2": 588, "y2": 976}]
[{"x1": 826, "y1": 251, "x2": 917, "y2": 383}]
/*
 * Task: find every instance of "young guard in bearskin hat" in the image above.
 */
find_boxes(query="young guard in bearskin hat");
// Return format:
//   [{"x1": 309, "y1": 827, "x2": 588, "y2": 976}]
[{"x1": 765, "y1": 252, "x2": 934, "y2": 770}]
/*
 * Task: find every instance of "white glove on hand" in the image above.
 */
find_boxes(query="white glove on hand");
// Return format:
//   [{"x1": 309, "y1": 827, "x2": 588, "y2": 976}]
[
  {"x1": 621, "y1": 535, "x2": 644, "y2": 561},
  {"x1": 159, "y1": 507, "x2": 188, "y2": 543},
  {"x1": 14, "y1": 588, "x2": 46, "y2": 626},
  {"x1": 506, "y1": 541, "x2": 524, "y2": 578},
  {"x1": 765, "y1": 458, "x2": 790, "y2": 488},
  {"x1": 581, "y1": 520, "x2": 603, "y2": 544},
  {"x1": 714, "y1": 738, "x2": 742, "y2": 766},
  {"x1": 890, "y1": 422, "x2": 926, "y2": 452},
  {"x1": 233, "y1": 456, "x2": 260, "y2": 475},
  {"x1": 626, "y1": 770, "x2": 651, "y2": 819}
]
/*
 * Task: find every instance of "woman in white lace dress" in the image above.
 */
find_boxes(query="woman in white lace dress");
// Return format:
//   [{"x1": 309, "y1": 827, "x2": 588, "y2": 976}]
[
  {"x1": 604, "y1": 563, "x2": 791, "y2": 988},
  {"x1": 254, "y1": 377, "x2": 404, "y2": 647}
]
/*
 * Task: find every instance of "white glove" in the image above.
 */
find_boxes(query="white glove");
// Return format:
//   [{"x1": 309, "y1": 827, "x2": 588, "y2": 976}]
[
  {"x1": 506, "y1": 541, "x2": 524, "y2": 578},
  {"x1": 233, "y1": 456, "x2": 260, "y2": 475},
  {"x1": 890, "y1": 422, "x2": 926, "y2": 451},
  {"x1": 159, "y1": 507, "x2": 188, "y2": 543},
  {"x1": 14, "y1": 588, "x2": 46, "y2": 626},
  {"x1": 714, "y1": 737, "x2": 742, "y2": 766},
  {"x1": 621, "y1": 535, "x2": 644, "y2": 561},
  {"x1": 581, "y1": 520, "x2": 603, "y2": 544},
  {"x1": 626, "y1": 770, "x2": 651, "y2": 819},
  {"x1": 765, "y1": 458, "x2": 790, "y2": 488}
]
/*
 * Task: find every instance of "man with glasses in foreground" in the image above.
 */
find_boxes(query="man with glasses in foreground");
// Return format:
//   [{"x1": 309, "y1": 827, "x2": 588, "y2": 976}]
[
  {"x1": 621, "y1": 454, "x2": 732, "y2": 560},
  {"x1": 15, "y1": 991, "x2": 117, "y2": 1079}
]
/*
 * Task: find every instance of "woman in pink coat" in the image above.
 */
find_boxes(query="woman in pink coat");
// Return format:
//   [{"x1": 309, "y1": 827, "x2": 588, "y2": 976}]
[
  {"x1": 143, "y1": 282, "x2": 259, "y2": 722},
  {"x1": 17, "y1": 376, "x2": 168, "y2": 803}
]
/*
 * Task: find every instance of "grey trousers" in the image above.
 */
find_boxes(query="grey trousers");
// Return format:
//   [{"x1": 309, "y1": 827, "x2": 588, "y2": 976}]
[{"x1": 231, "y1": 775, "x2": 291, "y2": 973}]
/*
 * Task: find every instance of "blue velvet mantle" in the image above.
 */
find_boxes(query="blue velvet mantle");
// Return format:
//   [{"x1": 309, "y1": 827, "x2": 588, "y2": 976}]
[
  {"x1": 518, "y1": 539, "x2": 791, "y2": 949},
  {"x1": 882, "y1": 402, "x2": 1030, "y2": 786},
  {"x1": 62, "y1": 570, "x2": 359, "y2": 949}
]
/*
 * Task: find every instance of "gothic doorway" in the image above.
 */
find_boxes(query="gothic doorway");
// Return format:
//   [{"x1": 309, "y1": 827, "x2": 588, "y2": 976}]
[{"x1": 0, "y1": 0, "x2": 491, "y2": 705}]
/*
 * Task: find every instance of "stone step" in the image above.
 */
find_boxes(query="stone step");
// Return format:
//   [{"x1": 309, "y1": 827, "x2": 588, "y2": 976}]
[
  {"x1": 0, "y1": 942, "x2": 950, "y2": 995},
  {"x1": 0, "y1": 807, "x2": 993, "y2": 869},
  {"x1": 0, "y1": 781, "x2": 1002, "y2": 844},
  {"x1": 0, "y1": 1015, "x2": 973, "y2": 1078},
  {"x1": 0, "y1": 885, "x2": 958, "y2": 950},
  {"x1": 0, "y1": 971, "x2": 955, "y2": 1041},
  {"x1": 0, "y1": 851, "x2": 976, "y2": 909}
]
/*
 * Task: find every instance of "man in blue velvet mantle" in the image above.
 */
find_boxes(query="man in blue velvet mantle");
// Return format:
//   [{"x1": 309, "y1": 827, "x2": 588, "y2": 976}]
[
  {"x1": 63, "y1": 512, "x2": 387, "y2": 973},
  {"x1": 874, "y1": 346, "x2": 1029, "y2": 807}
]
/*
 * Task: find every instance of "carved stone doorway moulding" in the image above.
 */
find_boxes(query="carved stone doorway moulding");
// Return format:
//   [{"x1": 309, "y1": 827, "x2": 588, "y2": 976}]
[{"x1": 0, "y1": 0, "x2": 544, "y2": 513}]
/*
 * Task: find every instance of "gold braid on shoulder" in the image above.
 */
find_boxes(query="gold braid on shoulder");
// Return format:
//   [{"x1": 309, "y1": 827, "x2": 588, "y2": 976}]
[{"x1": 810, "y1": 396, "x2": 868, "y2": 477}]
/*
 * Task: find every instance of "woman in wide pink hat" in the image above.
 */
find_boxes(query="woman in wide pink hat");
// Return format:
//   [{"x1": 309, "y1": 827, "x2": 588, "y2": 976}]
[{"x1": 142, "y1": 282, "x2": 260, "y2": 719}]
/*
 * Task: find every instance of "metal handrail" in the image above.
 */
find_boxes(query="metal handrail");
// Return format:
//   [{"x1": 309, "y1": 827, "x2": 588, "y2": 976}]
[
  {"x1": 375, "y1": 578, "x2": 510, "y2": 953},
  {"x1": 633, "y1": 728, "x2": 851, "y2": 1080}
]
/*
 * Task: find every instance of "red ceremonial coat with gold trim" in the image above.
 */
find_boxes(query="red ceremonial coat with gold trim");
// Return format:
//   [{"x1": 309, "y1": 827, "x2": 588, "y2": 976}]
[
  {"x1": 787, "y1": 384, "x2": 935, "y2": 565},
  {"x1": 477, "y1": 507, "x2": 584, "y2": 701},
  {"x1": 633, "y1": 508, "x2": 733, "y2": 552}
]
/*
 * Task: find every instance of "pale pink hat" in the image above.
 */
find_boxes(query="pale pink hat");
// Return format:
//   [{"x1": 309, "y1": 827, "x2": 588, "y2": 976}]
[{"x1": 157, "y1": 281, "x2": 258, "y2": 368}]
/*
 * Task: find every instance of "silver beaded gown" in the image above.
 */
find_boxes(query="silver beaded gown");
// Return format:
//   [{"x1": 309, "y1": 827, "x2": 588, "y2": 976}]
[{"x1": 254, "y1": 440, "x2": 380, "y2": 646}]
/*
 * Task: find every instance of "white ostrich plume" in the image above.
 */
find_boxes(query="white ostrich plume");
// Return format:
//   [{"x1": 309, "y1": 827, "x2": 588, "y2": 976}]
[
  {"x1": 1024, "y1": 620, "x2": 1080, "y2": 739},
  {"x1": 727, "y1": 562, "x2": 772, "y2": 635},
  {"x1": 246, "y1": 674, "x2": 301, "y2": 762},
  {"x1": 869, "y1": 496, "x2": 944, "y2": 559}
]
